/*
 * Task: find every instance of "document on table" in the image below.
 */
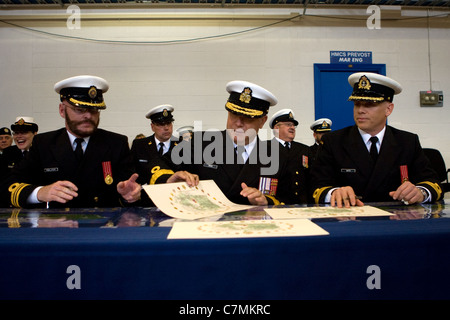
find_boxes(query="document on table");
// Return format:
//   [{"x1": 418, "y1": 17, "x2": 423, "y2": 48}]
[
  {"x1": 264, "y1": 205, "x2": 393, "y2": 220},
  {"x1": 142, "y1": 180, "x2": 254, "y2": 220},
  {"x1": 167, "y1": 218, "x2": 329, "y2": 239}
]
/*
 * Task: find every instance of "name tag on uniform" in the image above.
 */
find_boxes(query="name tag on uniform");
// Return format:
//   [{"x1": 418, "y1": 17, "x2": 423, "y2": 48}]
[
  {"x1": 44, "y1": 167, "x2": 59, "y2": 172},
  {"x1": 139, "y1": 159, "x2": 148, "y2": 163},
  {"x1": 203, "y1": 163, "x2": 218, "y2": 169},
  {"x1": 341, "y1": 168, "x2": 356, "y2": 173}
]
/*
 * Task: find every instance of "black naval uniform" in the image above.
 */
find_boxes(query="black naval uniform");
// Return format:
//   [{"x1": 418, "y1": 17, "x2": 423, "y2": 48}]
[
  {"x1": 0, "y1": 146, "x2": 23, "y2": 180},
  {"x1": 311, "y1": 125, "x2": 442, "y2": 204},
  {"x1": 149, "y1": 130, "x2": 291, "y2": 205},
  {"x1": 309, "y1": 142, "x2": 320, "y2": 166},
  {"x1": 275, "y1": 138, "x2": 311, "y2": 204},
  {"x1": 131, "y1": 134, "x2": 178, "y2": 186},
  {"x1": 0, "y1": 128, "x2": 135, "y2": 208}
]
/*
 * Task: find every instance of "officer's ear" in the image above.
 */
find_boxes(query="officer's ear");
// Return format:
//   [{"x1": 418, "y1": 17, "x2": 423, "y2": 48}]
[
  {"x1": 259, "y1": 115, "x2": 268, "y2": 129},
  {"x1": 59, "y1": 102, "x2": 66, "y2": 119}
]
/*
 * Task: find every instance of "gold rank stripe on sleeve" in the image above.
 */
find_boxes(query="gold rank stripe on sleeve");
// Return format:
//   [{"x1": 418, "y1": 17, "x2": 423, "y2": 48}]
[
  {"x1": 8, "y1": 182, "x2": 31, "y2": 208},
  {"x1": 419, "y1": 181, "x2": 443, "y2": 200},
  {"x1": 265, "y1": 194, "x2": 281, "y2": 206},
  {"x1": 313, "y1": 186, "x2": 333, "y2": 204},
  {"x1": 149, "y1": 166, "x2": 175, "y2": 185}
]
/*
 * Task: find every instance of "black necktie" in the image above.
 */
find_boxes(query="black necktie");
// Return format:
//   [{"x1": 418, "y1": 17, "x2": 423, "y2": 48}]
[
  {"x1": 74, "y1": 138, "x2": 84, "y2": 162},
  {"x1": 22, "y1": 150, "x2": 28, "y2": 158},
  {"x1": 284, "y1": 142, "x2": 290, "y2": 150},
  {"x1": 369, "y1": 136, "x2": 379, "y2": 162},
  {"x1": 235, "y1": 146, "x2": 245, "y2": 164},
  {"x1": 158, "y1": 142, "x2": 165, "y2": 156}
]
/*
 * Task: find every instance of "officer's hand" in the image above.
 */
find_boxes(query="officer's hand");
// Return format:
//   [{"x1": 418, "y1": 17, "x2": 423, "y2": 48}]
[
  {"x1": 389, "y1": 181, "x2": 424, "y2": 205},
  {"x1": 331, "y1": 186, "x2": 364, "y2": 208},
  {"x1": 240, "y1": 183, "x2": 268, "y2": 206},
  {"x1": 117, "y1": 173, "x2": 142, "y2": 203},
  {"x1": 37, "y1": 180, "x2": 78, "y2": 203},
  {"x1": 167, "y1": 171, "x2": 199, "y2": 187}
]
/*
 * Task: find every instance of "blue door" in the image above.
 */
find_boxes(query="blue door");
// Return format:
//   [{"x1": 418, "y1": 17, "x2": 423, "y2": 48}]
[{"x1": 313, "y1": 64, "x2": 386, "y2": 131}]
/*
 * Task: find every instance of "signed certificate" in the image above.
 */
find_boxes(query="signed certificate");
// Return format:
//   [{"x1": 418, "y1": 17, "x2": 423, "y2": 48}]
[
  {"x1": 167, "y1": 219, "x2": 329, "y2": 239},
  {"x1": 264, "y1": 205, "x2": 393, "y2": 220},
  {"x1": 142, "y1": 180, "x2": 254, "y2": 220}
]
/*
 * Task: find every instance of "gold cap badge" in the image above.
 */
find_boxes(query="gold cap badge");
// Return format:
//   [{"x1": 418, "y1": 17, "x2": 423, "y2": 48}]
[
  {"x1": 239, "y1": 87, "x2": 252, "y2": 104},
  {"x1": 358, "y1": 75, "x2": 371, "y2": 90},
  {"x1": 88, "y1": 86, "x2": 98, "y2": 99}
]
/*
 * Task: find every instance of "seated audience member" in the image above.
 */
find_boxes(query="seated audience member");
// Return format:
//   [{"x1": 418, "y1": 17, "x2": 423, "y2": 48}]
[
  {"x1": 0, "y1": 127, "x2": 13, "y2": 155},
  {"x1": 0, "y1": 127, "x2": 13, "y2": 180},
  {"x1": 1, "y1": 117, "x2": 39, "y2": 176}
]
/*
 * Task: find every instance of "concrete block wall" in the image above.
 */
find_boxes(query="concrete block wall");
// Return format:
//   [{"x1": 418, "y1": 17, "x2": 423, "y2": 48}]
[{"x1": 1, "y1": 7, "x2": 449, "y2": 168}]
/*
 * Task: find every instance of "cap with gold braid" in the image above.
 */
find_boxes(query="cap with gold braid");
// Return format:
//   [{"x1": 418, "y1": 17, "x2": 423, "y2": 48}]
[
  {"x1": 54, "y1": 75, "x2": 109, "y2": 109},
  {"x1": 310, "y1": 118, "x2": 332, "y2": 133},
  {"x1": 348, "y1": 72, "x2": 402, "y2": 103},
  {"x1": 225, "y1": 80, "x2": 277, "y2": 118},
  {"x1": 11, "y1": 116, "x2": 38, "y2": 133}
]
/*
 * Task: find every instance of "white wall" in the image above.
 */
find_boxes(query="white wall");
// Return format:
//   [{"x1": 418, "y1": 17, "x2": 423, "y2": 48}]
[{"x1": 1, "y1": 7, "x2": 449, "y2": 166}]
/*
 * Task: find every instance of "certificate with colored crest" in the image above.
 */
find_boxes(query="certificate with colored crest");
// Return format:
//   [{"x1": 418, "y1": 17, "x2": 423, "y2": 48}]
[{"x1": 142, "y1": 180, "x2": 254, "y2": 220}]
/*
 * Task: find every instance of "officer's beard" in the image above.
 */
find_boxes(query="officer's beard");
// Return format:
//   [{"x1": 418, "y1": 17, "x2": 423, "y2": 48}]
[{"x1": 65, "y1": 110, "x2": 100, "y2": 138}]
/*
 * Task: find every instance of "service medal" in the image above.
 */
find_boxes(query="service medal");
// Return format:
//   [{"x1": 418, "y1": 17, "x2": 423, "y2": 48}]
[
  {"x1": 105, "y1": 174, "x2": 113, "y2": 185},
  {"x1": 102, "y1": 161, "x2": 113, "y2": 185}
]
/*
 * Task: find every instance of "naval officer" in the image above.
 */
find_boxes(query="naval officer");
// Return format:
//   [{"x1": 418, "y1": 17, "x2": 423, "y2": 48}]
[
  {"x1": 0, "y1": 75, "x2": 141, "y2": 208},
  {"x1": 147, "y1": 80, "x2": 292, "y2": 205},
  {"x1": 0, "y1": 117, "x2": 39, "y2": 180},
  {"x1": 269, "y1": 108, "x2": 310, "y2": 204},
  {"x1": 310, "y1": 72, "x2": 442, "y2": 207},
  {"x1": 131, "y1": 104, "x2": 178, "y2": 186},
  {"x1": 309, "y1": 118, "x2": 332, "y2": 166}
]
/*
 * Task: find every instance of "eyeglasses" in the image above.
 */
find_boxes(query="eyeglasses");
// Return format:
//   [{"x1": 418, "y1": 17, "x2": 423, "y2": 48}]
[{"x1": 65, "y1": 103, "x2": 100, "y2": 115}]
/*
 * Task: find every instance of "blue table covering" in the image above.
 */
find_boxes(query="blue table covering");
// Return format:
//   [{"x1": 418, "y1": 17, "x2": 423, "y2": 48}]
[{"x1": 0, "y1": 204, "x2": 449, "y2": 300}]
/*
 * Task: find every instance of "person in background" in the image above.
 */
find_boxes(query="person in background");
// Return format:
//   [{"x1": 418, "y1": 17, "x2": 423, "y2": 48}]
[
  {"x1": 0, "y1": 75, "x2": 141, "y2": 208},
  {"x1": 176, "y1": 125, "x2": 194, "y2": 142},
  {"x1": 309, "y1": 118, "x2": 332, "y2": 166},
  {"x1": 310, "y1": 72, "x2": 442, "y2": 207},
  {"x1": 0, "y1": 117, "x2": 38, "y2": 179},
  {"x1": 269, "y1": 108, "x2": 310, "y2": 204},
  {"x1": 131, "y1": 104, "x2": 179, "y2": 187},
  {"x1": 0, "y1": 127, "x2": 13, "y2": 155},
  {"x1": 0, "y1": 127, "x2": 13, "y2": 180}
]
